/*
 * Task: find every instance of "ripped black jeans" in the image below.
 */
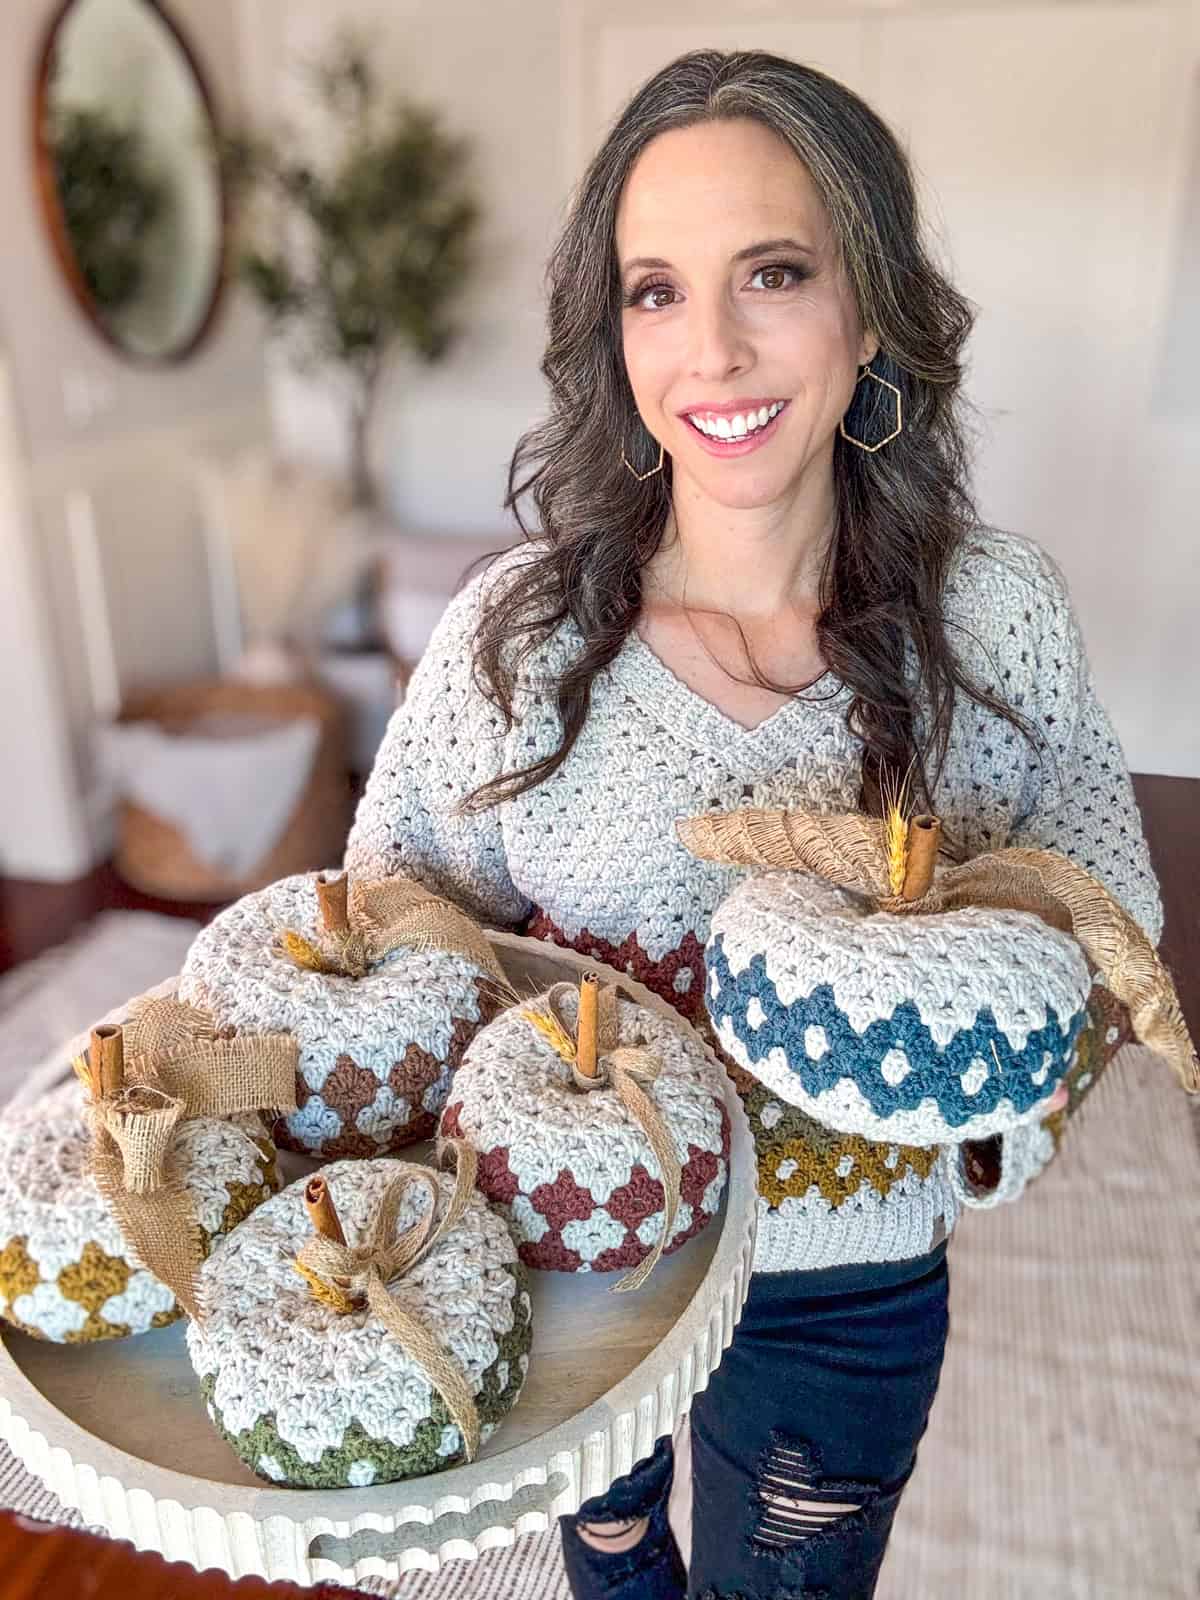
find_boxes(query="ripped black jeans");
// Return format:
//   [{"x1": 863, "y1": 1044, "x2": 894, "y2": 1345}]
[{"x1": 559, "y1": 1240, "x2": 949, "y2": 1599}]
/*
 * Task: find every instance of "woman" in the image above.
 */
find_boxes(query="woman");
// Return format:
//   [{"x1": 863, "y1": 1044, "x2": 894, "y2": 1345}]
[{"x1": 345, "y1": 49, "x2": 1161, "y2": 1599}]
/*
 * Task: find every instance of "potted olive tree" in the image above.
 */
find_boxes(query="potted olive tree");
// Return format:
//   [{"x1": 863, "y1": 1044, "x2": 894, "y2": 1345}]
[{"x1": 220, "y1": 33, "x2": 481, "y2": 646}]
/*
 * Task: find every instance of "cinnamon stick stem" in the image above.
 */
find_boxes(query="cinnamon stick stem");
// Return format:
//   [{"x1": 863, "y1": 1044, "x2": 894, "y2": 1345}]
[
  {"x1": 89, "y1": 1025, "x2": 124, "y2": 1098},
  {"x1": 316, "y1": 871, "x2": 351, "y2": 934},
  {"x1": 576, "y1": 972, "x2": 600, "y2": 1079},
  {"x1": 304, "y1": 1175, "x2": 346, "y2": 1245},
  {"x1": 901, "y1": 814, "x2": 942, "y2": 901}
]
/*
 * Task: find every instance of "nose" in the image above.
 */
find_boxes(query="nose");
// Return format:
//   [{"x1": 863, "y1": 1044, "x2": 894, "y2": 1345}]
[{"x1": 686, "y1": 288, "x2": 752, "y2": 383}]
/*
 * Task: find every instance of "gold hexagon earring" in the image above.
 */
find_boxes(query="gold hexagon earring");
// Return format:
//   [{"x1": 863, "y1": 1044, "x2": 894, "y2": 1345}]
[
  {"x1": 839, "y1": 363, "x2": 903, "y2": 453},
  {"x1": 621, "y1": 435, "x2": 666, "y2": 481}
]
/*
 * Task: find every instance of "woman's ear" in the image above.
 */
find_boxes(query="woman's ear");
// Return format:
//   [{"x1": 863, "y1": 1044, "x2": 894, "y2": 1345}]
[{"x1": 859, "y1": 330, "x2": 881, "y2": 367}]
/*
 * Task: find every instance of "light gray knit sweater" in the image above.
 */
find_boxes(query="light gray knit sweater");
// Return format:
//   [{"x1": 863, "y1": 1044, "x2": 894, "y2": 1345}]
[{"x1": 345, "y1": 528, "x2": 1162, "y2": 1273}]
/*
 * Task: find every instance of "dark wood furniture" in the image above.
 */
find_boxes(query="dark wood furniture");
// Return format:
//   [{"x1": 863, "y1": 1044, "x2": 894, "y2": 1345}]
[{"x1": 0, "y1": 1506, "x2": 368, "y2": 1598}]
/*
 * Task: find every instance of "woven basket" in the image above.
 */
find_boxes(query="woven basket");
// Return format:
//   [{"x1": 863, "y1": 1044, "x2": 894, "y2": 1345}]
[{"x1": 113, "y1": 679, "x2": 351, "y2": 903}]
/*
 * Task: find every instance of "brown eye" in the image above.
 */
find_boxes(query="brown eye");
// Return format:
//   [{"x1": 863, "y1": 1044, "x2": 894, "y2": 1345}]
[
  {"x1": 751, "y1": 263, "x2": 807, "y2": 292},
  {"x1": 623, "y1": 278, "x2": 677, "y2": 311}
]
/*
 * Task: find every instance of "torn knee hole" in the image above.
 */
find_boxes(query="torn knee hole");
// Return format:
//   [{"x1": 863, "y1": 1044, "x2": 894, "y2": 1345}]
[
  {"x1": 575, "y1": 1514, "x2": 650, "y2": 1554},
  {"x1": 751, "y1": 1436, "x2": 876, "y2": 1553}
]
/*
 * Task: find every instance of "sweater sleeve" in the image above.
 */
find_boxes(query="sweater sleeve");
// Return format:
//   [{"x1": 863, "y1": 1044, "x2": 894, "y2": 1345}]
[
  {"x1": 944, "y1": 532, "x2": 1162, "y2": 1209},
  {"x1": 1001, "y1": 544, "x2": 1162, "y2": 942},
  {"x1": 342, "y1": 555, "x2": 535, "y2": 931}
]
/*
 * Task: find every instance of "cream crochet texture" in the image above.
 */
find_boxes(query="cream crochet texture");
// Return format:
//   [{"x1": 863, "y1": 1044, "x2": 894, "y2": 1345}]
[
  {"x1": 0, "y1": 1082, "x2": 276, "y2": 1341},
  {"x1": 345, "y1": 528, "x2": 1162, "y2": 1274},
  {"x1": 443, "y1": 982, "x2": 729, "y2": 1273},
  {"x1": 186, "y1": 1158, "x2": 531, "y2": 1486}
]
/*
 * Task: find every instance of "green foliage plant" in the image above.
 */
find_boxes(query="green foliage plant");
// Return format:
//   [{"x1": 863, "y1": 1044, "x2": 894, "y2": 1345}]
[
  {"x1": 52, "y1": 103, "x2": 167, "y2": 315},
  {"x1": 219, "y1": 32, "x2": 481, "y2": 509}
]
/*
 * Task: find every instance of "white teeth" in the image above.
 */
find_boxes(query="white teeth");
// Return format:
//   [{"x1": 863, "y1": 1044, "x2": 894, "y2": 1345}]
[{"x1": 687, "y1": 400, "x2": 784, "y2": 439}]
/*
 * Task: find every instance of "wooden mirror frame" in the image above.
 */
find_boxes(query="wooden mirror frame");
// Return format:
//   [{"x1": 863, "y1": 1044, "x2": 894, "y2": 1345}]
[{"x1": 30, "y1": 0, "x2": 230, "y2": 368}]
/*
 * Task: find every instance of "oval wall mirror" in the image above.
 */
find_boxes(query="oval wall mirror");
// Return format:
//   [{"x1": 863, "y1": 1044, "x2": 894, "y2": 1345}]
[{"x1": 32, "y1": 0, "x2": 227, "y2": 365}]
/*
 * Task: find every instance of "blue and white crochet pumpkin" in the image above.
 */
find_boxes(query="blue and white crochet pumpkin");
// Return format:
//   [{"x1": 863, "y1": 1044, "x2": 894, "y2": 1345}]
[
  {"x1": 700, "y1": 867, "x2": 1091, "y2": 1146},
  {"x1": 678, "y1": 803, "x2": 1197, "y2": 1149}
]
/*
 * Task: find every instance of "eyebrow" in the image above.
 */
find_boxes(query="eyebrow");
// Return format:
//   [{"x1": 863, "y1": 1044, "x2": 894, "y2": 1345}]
[{"x1": 619, "y1": 237, "x2": 817, "y2": 279}]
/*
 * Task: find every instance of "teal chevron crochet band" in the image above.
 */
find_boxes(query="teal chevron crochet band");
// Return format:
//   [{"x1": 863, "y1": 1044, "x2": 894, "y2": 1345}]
[
  {"x1": 702, "y1": 870, "x2": 1094, "y2": 1148},
  {"x1": 707, "y1": 935, "x2": 1087, "y2": 1138}
]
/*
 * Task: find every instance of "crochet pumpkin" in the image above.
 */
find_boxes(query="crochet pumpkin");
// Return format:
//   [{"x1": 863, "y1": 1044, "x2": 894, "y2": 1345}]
[
  {"x1": 0, "y1": 1079, "x2": 278, "y2": 1344},
  {"x1": 441, "y1": 975, "x2": 730, "y2": 1289},
  {"x1": 186, "y1": 1153, "x2": 533, "y2": 1488},
  {"x1": 678, "y1": 806, "x2": 1197, "y2": 1147},
  {"x1": 179, "y1": 870, "x2": 506, "y2": 1158}
]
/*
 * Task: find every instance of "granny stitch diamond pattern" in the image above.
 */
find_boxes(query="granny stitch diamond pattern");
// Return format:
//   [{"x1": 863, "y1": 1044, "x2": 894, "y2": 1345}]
[
  {"x1": 0, "y1": 1081, "x2": 277, "y2": 1342},
  {"x1": 704, "y1": 869, "x2": 1093, "y2": 1145},
  {"x1": 441, "y1": 984, "x2": 729, "y2": 1274},
  {"x1": 180, "y1": 871, "x2": 500, "y2": 1158},
  {"x1": 345, "y1": 528, "x2": 1162, "y2": 1270},
  {"x1": 186, "y1": 1158, "x2": 532, "y2": 1487}
]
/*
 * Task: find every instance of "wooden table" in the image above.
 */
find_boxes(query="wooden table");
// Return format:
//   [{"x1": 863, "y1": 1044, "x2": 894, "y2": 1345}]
[{"x1": 0, "y1": 1508, "x2": 367, "y2": 1599}]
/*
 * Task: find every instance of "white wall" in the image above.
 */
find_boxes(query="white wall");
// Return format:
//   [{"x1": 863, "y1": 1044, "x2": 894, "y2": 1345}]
[
  {"x1": 0, "y1": 0, "x2": 269, "y2": 878},
  {"x1": 244, "y1": 0, "x2": 1200, "y2": 779},
  {"x1": 869, "y1": 4, "x2": 1200, "y2": 781},
  {"x1": 0, "y1": 357, "x2": 93, "y2": 877},
  {"x1": 233, "y1": 0, "x2": 566, "y2": 535}
]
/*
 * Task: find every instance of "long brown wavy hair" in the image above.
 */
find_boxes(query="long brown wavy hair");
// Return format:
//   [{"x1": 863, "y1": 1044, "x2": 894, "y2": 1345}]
[{"x1": 457, "y1": 48, "x2": 1039, "y2": 826}]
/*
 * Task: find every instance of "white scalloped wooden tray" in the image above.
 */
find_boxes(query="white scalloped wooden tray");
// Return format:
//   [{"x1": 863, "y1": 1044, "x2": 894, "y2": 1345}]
[{"x1": 0, "y1": 932, "x2": 757, "y2": 1585}]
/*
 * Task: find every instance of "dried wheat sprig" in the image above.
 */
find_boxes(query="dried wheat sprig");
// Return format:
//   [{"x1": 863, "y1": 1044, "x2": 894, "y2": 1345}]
[
  {"x1": 275, "y1": 926, "x2": 375, "y2": 979},
  {"x1": 881, "y1": 757, "x2": 920, "y2": 896},
  {"x1": 884, "y1": 804, "x2": 909, "y2": 897},
  {"x1": 477, "y1": 969, "x2": 528, "y2": 1009},
  {"x1": 292, "y1": 1259, "x2": 358, "y2": 1315},
  {"x1": 275, "y1": 929, "x2": 338, "y2": 975},
  {"x1": 520, "y1": 1006, "x2": 577, "y2": 1063}
]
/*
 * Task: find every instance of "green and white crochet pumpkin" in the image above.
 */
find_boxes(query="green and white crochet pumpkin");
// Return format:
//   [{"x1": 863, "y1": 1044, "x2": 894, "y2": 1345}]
[{"x1": 186, "y1": 1157, "x2": 533, "y2": 1488}]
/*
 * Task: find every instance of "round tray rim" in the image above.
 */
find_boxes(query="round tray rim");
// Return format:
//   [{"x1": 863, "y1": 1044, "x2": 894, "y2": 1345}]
[{"x1": 0, "y1": 930, "x2": 757, "y2": 1582}]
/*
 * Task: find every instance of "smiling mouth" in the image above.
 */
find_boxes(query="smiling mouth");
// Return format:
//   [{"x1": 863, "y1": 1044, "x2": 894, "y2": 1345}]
[{"x1": 683, "y1": 401, "x2": 789, "y2": 453}]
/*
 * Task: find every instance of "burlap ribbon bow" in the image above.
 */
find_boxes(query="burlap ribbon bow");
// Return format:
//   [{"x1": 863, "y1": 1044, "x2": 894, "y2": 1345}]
[
  {"x1": 277, "y1": 870, "x2": 507, "y2": 987},
  {"x1": 73, "y1": 996, "x2": 299, "y2": 1319},
  {"x1": 294, "y1": 1140, "x2": 484, "y2": 1460},
  {"x1": 675, "y1": 807, "x2": 1198, "y2": 1093},
  {"x1": 538, "y1": 981, "x2": 683, "y2": 1295}
]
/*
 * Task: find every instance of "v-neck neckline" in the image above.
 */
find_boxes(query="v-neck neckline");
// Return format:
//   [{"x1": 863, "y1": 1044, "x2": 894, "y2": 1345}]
[{"x1": 608, "y1": 629, "x2": 853, "y2": 771}]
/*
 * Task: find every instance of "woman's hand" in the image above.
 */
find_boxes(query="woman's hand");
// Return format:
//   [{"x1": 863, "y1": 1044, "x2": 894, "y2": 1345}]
[{"x1": 960, "y1": 1077, "x2": 1070, "y2": 1196}]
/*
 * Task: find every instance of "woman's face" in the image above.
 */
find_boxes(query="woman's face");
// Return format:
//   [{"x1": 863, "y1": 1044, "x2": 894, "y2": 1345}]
[{"x1": 615, "y1": 117, "x2": 878, "y2": 513}]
